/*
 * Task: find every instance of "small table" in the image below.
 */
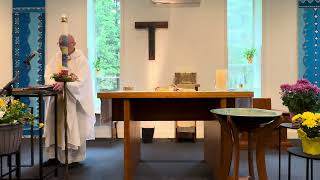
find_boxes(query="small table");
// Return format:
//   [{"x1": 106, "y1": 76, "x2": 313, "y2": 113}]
[
  {"x1": 212, "y1": 108, "x2": 283, "y2": 180},
  {"x1": 278, "y1": 122, "x2": 298, "y2": 180},
  {"x1": 287, "y1": 146, "x2": 320, "y2": 180}
]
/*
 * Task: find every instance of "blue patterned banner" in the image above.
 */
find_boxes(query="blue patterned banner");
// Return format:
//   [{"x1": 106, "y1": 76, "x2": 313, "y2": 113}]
[
  {"x1": 12, "y1": 0, "x2": 46, "y2": 135},
  {"x1": 300, "y1": 0, "x2": 320, "y2": 8},
  {"x1": 298, "y1": 1, "x2": 320, "y2": 87}
]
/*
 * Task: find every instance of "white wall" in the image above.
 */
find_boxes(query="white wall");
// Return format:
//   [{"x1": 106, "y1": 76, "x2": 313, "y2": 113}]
[
  {"x1": 0, "y1": 0, "x2": 12, "y2": 87},
  {"x1": 119, "y1": 0, "x2": 227, "y2": 138},
  {"x1": 262, "y1": 0, "x2": 298, "y2": 138},
  {"x1": 121, "y1": 0, "x2": 227, "y2": 91},
  {"x1": 262, "y1": 0, "x2": 298, "y2": 111},
  {"x1": 46, "y1": 0, "x2": 87, "y2": 62}
]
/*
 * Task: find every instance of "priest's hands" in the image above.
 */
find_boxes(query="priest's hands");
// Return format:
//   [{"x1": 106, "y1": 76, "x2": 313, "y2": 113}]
[{"x1": 53, "y1": 82, "x2": 64, "y2": 91}]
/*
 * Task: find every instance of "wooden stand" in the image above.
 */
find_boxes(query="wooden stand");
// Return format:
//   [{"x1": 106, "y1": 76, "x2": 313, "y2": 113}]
[
  {"x1": 54, "y1": 75, "x2": 77, "y2": 180},
  {"x1": 63, "y1": 82, "x2": 69, "y2": 180},
  {"x1": 215, "y1": 113, "x2": 284, "y2": 180},
  {"x1": 53, "y1": 79, "x2": 75, "y2": 180}
]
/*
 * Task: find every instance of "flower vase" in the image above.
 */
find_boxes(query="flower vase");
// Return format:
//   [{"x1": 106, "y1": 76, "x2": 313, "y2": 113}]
[
  {"x1": 298, "y1": 129, "x2": 320, "y2": 155},
  {"x1": 0, "y1": 124, "x2": 23, "y2": 155},
  {"x1": 247, "y1": 57, "x2": 253, "y2": 64}
]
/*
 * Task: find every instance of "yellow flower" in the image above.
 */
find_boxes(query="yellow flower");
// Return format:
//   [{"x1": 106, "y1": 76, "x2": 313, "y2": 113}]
[
  {"x1": 315, "y1": 113, "x2": 320, "y2": 121},
  {"x1": 302, "y1": 118, "x2": 318, "y2": 128},
  {"x1": 12, "y1": 100, "x2": 20, "y2": 105},
  {"x1": 39, "y1": 123, "x2": 44, "y2": 129},
  {"x1": 302, "y1": 112, "x2": 316, "y2": 121},
  {"x1": 0, "y1": 99, "x2": 5, "y2": 108},
  {"x1": 292, "y1": 114, "x2": 302, "y2": 123}
]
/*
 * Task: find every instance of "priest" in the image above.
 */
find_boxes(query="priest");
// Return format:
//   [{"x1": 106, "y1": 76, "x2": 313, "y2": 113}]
[{"x1": 44, "y1": 34, "x2": 95, "y2": 165}]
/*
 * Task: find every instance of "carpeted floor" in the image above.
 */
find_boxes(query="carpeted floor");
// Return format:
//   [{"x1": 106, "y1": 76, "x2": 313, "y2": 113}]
[{"x1": 1, "y1": 139, "x2": 319, "y2": 180}]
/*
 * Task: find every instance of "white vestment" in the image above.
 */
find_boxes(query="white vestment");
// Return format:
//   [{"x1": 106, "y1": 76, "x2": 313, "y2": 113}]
[{"x1": 44, "y1": 49, "x2": 95, "y2": 163}]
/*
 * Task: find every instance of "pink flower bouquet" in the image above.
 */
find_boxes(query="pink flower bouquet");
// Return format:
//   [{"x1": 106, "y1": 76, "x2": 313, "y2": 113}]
[{"x1": 280, "y1": 79, "x2": 320, "y2": 114}]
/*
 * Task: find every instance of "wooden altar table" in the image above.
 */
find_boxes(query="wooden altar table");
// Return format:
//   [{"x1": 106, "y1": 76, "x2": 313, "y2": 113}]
[{"x1": 98, "y1": 91, "x2": 254, "y2": 180}]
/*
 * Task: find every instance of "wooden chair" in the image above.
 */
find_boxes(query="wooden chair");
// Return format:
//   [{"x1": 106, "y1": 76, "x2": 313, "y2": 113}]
[
  {"x1": 175, "y1": 121, "x2": 196, "y2": 142},
  {"x1": 239, "y1": 98, "x2": 290, "y2": 149}
]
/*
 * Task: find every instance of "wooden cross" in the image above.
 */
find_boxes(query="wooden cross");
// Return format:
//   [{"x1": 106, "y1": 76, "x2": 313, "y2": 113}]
[{"x1": 135, "y1": 21, "x2": 168, "y2": 60}]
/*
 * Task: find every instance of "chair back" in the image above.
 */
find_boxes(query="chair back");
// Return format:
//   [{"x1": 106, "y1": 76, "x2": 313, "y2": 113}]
[{"x1": 253, "y1": 98, "x2": 271, "y2": 110}]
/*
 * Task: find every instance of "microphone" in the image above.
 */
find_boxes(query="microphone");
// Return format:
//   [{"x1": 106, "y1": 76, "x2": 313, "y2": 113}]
[
  {"x1": 24, "y1": 51, "x2": 38, "y2": 66},
  {"x1": 0, "y1": 72, "x2": 20, "y2": 95}
]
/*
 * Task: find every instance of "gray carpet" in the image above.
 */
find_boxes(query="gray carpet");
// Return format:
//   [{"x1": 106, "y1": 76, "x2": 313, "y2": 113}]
[{"x1": 1, "y1": 139, "x2": 319, "y2": 180}]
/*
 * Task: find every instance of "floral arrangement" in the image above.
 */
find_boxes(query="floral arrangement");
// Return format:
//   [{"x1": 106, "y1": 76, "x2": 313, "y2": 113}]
[
  {"x1": 0, "y1": 97, "x2": 34, "y2": 125},
  {"x1": 51, "y1": 72, "x2": 78, "y2": 82},
  {"x1": 280, "y1": 79, "x2": 320, "y2": 114},
  {"x1": 293, "y1": 112, "x2": 320, "y2": 138},
  {"x1": 243, "y1": 48, "x2": 256, "y2": 64},
  {"x1": 293, "y1": 112, "x2": 320, "y2": 155}
]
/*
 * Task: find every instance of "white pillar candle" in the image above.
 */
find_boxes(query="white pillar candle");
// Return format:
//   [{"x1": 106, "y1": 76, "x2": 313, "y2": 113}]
[
  {"x1": 215, "y1": 69, "x2": 228, "y2": 90},
  {"x1": 61, "y1": 14, "x2": 68, "y2": 35},
  {"x1": 60, "y1": 14, "x2": 69, "y2": 74}
]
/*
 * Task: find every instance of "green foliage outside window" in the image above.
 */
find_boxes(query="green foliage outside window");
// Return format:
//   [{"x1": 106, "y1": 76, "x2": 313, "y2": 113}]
[{"x1": 95, "y1": 0, "x2": 120, "y2": 90}]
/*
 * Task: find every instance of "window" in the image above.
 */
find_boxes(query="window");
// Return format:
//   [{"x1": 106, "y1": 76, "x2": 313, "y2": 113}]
[
  {"x1": 227, "y1": 0, "x2": 262, "y2": 97},
  {"x1": 88, "y1": 0, "x2": 121, "y2": 113}
]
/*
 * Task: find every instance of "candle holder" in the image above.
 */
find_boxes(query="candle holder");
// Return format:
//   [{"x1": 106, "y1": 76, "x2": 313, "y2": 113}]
[
  {"x1": 50, "y1": 70, "x2": 77, "y2": 180},
  {"x1": 51, "y1": 72, "x2": 78, "y2": 82}
]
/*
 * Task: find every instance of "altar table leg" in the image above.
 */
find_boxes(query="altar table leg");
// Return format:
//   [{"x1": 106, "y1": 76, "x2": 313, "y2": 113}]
[
  {"x1": 204, "y1": 98, "x2": 233, "y2": 180},
  {"x1": 124, "y1": 99, "x2": 141, "y2": 180}
]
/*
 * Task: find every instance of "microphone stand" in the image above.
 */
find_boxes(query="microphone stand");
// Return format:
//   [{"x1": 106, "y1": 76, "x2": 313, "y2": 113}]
[
  {"x1": 0, "y1": 73, "x2": 19, "y2": 96},
  {"x1": 0, "y1": 52, "x2": 36, "y2": 96}
]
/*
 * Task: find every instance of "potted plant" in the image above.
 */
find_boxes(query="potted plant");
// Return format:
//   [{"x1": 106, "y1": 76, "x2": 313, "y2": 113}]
[
  {"x1": 243, "y1": 48, "x2": 256, "y2": 64},
  {"x1": 292, "y1": 112, "x2": 320, "y2": 155},
  {"x1": 0, "y1": 97, "x2": 35, "y2": 155},
  {"x1": 280, "y1": 79, "x2": 320, "y2": 116}
]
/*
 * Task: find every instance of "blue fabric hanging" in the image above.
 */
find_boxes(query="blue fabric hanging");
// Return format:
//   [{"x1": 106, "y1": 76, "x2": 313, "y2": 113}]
[
  {"x1": 12, "y1": 0, "x2": 46, "y2": 135},
  {"x1": 298, "y1": 0, "x2": 320, "y2": 87}
]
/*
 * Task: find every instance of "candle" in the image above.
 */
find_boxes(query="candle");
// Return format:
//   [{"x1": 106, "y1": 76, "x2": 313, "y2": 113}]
[
  {"x1": 61, "y1": 14, "x2": 68, "y2": 35},
  {"x1": 60, "y1": 14, "x2": 69, "y2": 75},
  {"x1": 215, "y1": 69, "x2": 228, "y2": 90}
]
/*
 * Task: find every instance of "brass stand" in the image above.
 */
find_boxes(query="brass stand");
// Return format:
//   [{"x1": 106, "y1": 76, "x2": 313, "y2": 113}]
[
  {"x1": 63, "y1": 82, "x2": 68, "y2": 180},
  {"x1": 54, "y1": 73, "x2": 77, "y2": 180}
]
